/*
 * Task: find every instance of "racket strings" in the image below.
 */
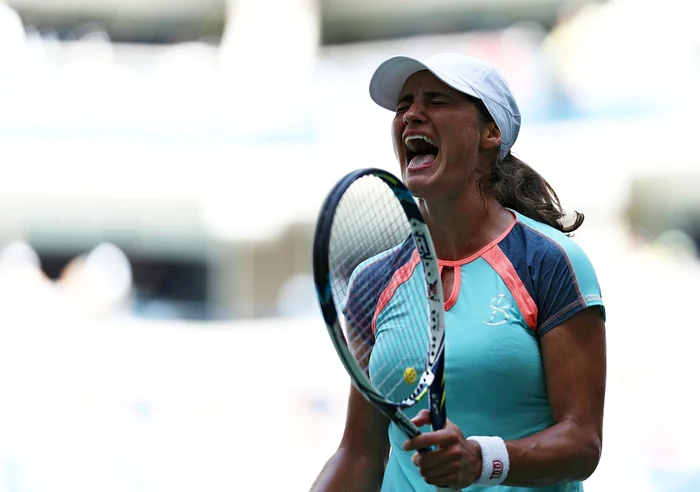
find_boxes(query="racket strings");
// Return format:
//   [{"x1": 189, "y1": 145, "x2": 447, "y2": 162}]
[{"x1": 328, "y1": 175, "x2": 431, "y2": 403}]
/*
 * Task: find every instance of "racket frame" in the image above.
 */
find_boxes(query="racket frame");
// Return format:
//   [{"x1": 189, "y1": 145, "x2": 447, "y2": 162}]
[{"x1": 313, "y1": 168, "x2": 448, "y2": 442}]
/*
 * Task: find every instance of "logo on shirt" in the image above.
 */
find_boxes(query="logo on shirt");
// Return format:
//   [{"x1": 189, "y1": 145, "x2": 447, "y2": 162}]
[{"x1": 483, "y1": 294, "x2": 511, "y2": 326}]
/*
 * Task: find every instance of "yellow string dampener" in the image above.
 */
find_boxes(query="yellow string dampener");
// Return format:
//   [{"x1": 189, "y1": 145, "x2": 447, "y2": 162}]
[{"x1": 403, "y1": 367, "x2": 418, "y2": 384}]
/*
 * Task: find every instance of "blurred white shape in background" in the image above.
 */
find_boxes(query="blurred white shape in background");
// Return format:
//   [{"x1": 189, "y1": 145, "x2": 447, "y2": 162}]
[
  {"x1": 83, "y1": 242, "x2": 133, "y2": 307},
  {"x1": 0, "y1": 240, "x2": 41, "y2": 270},
  {"x1": 58, "y1": 242, "x2": 134, "y2": 319},
  {"x1": 0, "y1": 2, "x2": 26, "y2": 73},
  {"x1": 544, "y1": 0, "x2": 700, "y2": 113},
  {"x1": 0, "y1": 241, "x2": 63, "y2": 322},
  {"x1": 218, "y1": 0, "x2": 320, "y2": 133},
  {"x1": 64, "y1": 24, "x2": 115, "y2": 71}
]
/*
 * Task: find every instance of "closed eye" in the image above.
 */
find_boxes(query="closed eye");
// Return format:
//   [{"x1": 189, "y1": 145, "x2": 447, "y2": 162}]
[
  {"x1": 425, "y1": 91, "x2": 452, "y2": 106},
  {"x1": 396, "y1": 95, "x2": 413, "y2": 113}
]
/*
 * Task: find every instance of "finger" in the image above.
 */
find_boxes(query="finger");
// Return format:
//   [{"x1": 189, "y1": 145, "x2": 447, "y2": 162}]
[
  {"x1": 412, "y1": 446, "x2": 460, "y2": 475},
  {"x1": 412, "y1": 454, "x2": 456, "y2": 485},
  {"x1": 410, "y1": 408, "x2": 431, "y2": 427},
  {"x1": 423, "y1": 471, "x2": 454, "y2": 488},
  {"x1": 403, "y1": 428, "x2": 457, "y2": 452},
  {"x1": 421, "y1": 460, "x2": 460, "y2": 486},
  {"x1": 417, "y1": 448, "x2": 448, "y2": 469}
]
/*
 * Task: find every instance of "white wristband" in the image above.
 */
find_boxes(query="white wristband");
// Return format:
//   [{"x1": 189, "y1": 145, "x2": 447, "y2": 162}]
[{"x1": 467, "y1": 436, "x2": 510, "y2": 486}]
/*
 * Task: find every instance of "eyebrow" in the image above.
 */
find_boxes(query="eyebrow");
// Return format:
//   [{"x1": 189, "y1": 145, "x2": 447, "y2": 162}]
[
  {"x1": 424, "y1": 90, "x2": 452, "y2": 100},
  {"x1": 397, "y1": 93, "x2": 414, "y2": 106},
  {"x1": 396, "y1": 90, "x2": 453, "y2": 106}
]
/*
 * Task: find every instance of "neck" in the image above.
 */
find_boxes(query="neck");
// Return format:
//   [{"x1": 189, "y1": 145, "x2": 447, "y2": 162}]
[{"x1": 419, "y1": 189, "x2": 513, "y2": 261}]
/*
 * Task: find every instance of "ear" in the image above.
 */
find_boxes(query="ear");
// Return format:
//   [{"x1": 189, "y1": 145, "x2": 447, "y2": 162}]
[{"x1": 479, "y1": 122, "x2": 501, "y2": 152}]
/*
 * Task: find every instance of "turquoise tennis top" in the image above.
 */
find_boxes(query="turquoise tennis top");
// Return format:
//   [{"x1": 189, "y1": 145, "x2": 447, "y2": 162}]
[{"x1": 348, "y1": 211, "x2": 604, "y2": 492}]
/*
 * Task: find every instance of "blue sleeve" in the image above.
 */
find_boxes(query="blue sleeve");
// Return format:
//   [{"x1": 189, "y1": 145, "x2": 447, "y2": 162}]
[
  {"x1": 535, "y1": 237, "x2": 605, "y2": 338},
  {"x1": 341, "y1": 239, "x2": 415, "y2": 343}
]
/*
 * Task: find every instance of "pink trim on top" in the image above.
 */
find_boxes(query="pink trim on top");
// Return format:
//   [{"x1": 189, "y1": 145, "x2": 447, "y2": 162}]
[
  {"x1": 434, "y1": 212, "x2": 517, "y2": 313},
  {"x1": 437, "y1": 213, "x2": 517, "y2": 267},
  {"x1": 481, "y1": 246, "x2": 538, "y2": 331},
  {"x1": 371, "y1": 249, "x2": 421, "y2": 333}
]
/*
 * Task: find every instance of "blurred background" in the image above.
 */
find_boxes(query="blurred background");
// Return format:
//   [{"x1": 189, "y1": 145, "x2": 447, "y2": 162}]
[{"x1": 0, "y1": 0, "x2": 699, "y2": 490}]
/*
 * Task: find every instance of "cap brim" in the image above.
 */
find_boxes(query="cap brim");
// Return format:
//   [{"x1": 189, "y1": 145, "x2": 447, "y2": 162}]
[
  {"x1": 369, "y1": 57, "x2": 430, "y2": 111},
  {"x1": 369, "y1": 55, "x2": 480, "y2": 111}
]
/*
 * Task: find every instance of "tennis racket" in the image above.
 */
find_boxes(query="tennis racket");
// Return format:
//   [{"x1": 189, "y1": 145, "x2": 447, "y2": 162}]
[{"x1": 313, "y1": 168, "x2": 457, "y2": 491}]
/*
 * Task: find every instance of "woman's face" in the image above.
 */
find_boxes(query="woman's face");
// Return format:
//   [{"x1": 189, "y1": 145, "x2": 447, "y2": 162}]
[{"x1": 391, "y1": 71, "x2": 498, "y2": 200}]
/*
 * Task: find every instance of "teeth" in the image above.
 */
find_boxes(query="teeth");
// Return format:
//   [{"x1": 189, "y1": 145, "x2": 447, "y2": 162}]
[{"x1": 404, "y1": 135, "x2": 437, "y2": 150}]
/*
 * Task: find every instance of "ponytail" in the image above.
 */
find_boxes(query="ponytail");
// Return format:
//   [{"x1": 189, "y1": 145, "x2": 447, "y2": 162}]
[
  {"x1": 467, "y1": 95, "x2": 583, "y2": 234},
  {"x1": 484, "y1": 152, "x2": 584, "y2": 235}
]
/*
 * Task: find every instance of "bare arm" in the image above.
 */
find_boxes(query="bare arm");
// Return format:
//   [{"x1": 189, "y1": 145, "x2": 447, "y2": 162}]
[
  {"x1": 310, "y1": 384, "x2": 391, "y2": 492},
  {"x1": 502, "y1": 306, "x2": 606, "y2": 486}
]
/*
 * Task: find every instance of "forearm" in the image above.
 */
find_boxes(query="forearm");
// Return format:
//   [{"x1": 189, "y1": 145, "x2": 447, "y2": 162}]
[
  {"x1": 503, "y1": 419, "x2": 602, "y2": 487},
  {"x1": 310, "y1": 447, "x2": 387, "y2": 492}
]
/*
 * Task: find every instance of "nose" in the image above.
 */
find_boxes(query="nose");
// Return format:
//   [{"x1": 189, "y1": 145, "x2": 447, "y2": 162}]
[{"x1": 402, "y1": 100, "x2": 427, "y2": 125}]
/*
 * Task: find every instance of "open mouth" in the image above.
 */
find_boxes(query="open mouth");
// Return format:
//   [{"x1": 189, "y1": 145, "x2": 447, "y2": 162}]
[{"x1": 405, "y1": 135, "x2": 439, "y2": 169}]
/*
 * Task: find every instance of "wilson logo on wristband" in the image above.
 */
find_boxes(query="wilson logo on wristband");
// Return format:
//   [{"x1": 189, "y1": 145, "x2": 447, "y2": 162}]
[{"x1": 490, "y1": 460, "x2": 504, "y2": 479}]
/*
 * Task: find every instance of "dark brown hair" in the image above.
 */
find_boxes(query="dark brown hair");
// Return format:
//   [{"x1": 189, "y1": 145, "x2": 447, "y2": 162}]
[{"x1": 470, "y1": 97, "x2": 584, "y2": 235}]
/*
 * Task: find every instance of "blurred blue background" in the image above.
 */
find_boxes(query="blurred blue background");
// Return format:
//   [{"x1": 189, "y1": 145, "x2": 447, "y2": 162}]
[{"x1": 0, "y1": 0, "x2": 699, "y2": 490}]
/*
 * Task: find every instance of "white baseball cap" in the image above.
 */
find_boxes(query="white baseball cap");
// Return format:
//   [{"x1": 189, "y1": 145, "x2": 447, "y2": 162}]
[{"x1": 369, "y1": 53, "x2": 521, "y2": 162}]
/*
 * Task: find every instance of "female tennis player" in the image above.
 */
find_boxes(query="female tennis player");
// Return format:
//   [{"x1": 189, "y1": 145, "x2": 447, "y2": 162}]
[{"x1": 311, "y1": 53, "x2": 606, "y2": 491}]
